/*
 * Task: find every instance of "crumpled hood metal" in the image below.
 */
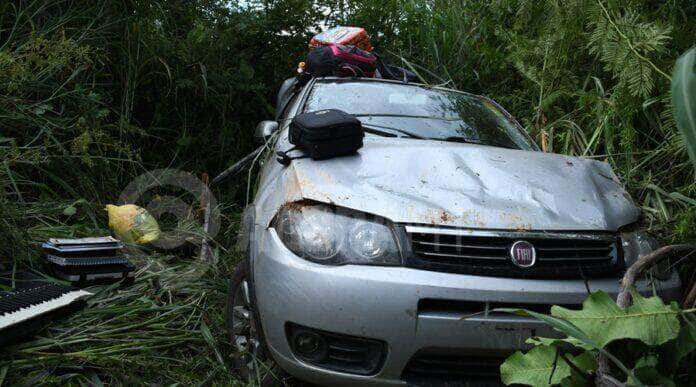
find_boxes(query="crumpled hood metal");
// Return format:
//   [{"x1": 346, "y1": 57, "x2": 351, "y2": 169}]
[{"x1": 259, "y1": 135, "x2": 639, "y2": 231}]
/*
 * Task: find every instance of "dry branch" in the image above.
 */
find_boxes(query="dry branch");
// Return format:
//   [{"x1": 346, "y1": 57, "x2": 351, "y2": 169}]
[
  {"x1": 199, "y1": 173, "x2": 213, "y2": 262},
  {"x1": 616, "y1": 244, "x2": 695, "y2": 307},
  {"x1": 211, "y1": 145, "x2": 264, "y2": 185},
  {"x1": 684, "y1": 281, "x2": 696, "y2": 309}
]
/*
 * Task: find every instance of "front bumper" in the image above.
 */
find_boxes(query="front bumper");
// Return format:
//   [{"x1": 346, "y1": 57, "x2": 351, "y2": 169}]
[{"x1": 252, "y1": 228, "x2": 681, "y2": 386}]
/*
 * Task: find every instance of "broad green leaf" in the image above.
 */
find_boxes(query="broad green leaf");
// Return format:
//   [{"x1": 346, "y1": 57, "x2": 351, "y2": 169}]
[
  {"x1": 526, "y1": 336, "x2": 594, "y2": 351},
  {"x1": 671, "y1": 47, "x2": 696, "y2": 170},
  {"x1": 657, "y1": 317, "x2": 696, "y2": 374},
  {"x1": 551, "y1": 290, "x2": 680, "y2": 348},
  {"x1": 501, "y1": 345, "x2": 571, "y2": 386},
  {"x1": 501, "y1": 346, "x2": 595, "y2": 386},
  {"x1": 672, "y1": 316, "x2": 696, "y2": 361},
  {"x1": 569, "y1": 352, "x2": 596, "y2": 374},
  {"x1": 627, "y1": 355, "x2": 675, "y2": 387},
  {"x1": 497, "y1": 307, "x2": 639, "y2": 385},
  {"x1": 560, "y1": 352, "x2": 596, "y2": 387},
  {"x1": 497, "y1": 308, "x2": 602, "y2": 349}
]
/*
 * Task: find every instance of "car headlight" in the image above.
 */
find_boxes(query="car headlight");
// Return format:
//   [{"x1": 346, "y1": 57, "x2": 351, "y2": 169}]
[
  {"x1": 274, "y1": 203, "x2": 401, "y2": 265},
  {"x1": 621, "y1": 230, "x2": 671, "y2": 280}
]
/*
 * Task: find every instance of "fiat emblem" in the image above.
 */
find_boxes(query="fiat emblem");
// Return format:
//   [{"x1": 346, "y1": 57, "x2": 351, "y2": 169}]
[{"x1": 509, "y1": 240, "x2": 536, "y2": 268}]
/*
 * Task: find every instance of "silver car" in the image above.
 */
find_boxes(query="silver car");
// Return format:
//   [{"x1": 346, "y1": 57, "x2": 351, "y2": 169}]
[{"x1": 227, "y1": 77, "x2": 681, "y2": 386}]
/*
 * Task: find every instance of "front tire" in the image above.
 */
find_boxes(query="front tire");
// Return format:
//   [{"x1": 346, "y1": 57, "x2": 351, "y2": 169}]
[{"x1": 226, "y1": 259, "x2": 290, "y2": 386}]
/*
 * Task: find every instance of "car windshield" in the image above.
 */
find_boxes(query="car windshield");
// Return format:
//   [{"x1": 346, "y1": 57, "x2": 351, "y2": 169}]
[{"x1": 303, "y1": 80, "x2": 535, "y2": 150}]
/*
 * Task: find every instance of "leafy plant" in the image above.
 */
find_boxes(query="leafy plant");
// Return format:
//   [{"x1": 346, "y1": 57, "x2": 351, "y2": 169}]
[
  {"x1": 501, "y1": 346, "x2": 595, "y2": 386},
  {"x1": 499, "y1": 290, "x2": 696, "y2": 386},
  {"x1": 2, "y1": 0, "x2": 695, "y2": 383},
  {"x1": 671, "y1": 47, "x2": 696, "y2": 170}
]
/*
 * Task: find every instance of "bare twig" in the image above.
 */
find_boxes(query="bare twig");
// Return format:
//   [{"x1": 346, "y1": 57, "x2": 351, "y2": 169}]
[
  {"x1": 597, "y1": 372, "x2": 625, "y2": 387},
  {"x1": 616, "y1": 244, "x2": 695, "y2": 307},
  {"x1": 211, "y1": 145, "x2": 264, "y2": 185},
  {"x1": 684, "y1": 282, "x2": 696, "y2": 309},
  {"x1": 199, "y1": 173, "x2": 213, "y2": 263}
]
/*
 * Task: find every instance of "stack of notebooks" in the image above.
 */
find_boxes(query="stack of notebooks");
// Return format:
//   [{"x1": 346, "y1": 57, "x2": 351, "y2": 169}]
[{"x1": 42, "y1": 236, "x2": 135, "y2": 283}]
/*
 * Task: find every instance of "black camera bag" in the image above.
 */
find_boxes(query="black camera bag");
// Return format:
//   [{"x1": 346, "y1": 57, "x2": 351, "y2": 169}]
[{"x1": 278, "y1": 109, "x2": 363, "y2": 164}]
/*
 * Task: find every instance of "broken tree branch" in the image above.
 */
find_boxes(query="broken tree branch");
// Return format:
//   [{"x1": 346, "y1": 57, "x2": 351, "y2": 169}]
[
  {"x1": 684, "y1": 281, "x2": 696, "y2": 309},
  {"x1": 199, "y1": 173, "x2": 213, "y2": 263},
  {"x1": 211, "y1": 145, "x2": 264, "y2": 185},
  {"x1": 616, "y1": 244, "x2": 695, "y2": 307}
]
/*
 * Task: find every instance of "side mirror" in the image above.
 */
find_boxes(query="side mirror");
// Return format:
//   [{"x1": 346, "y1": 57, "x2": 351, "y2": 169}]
[{"x1": 255, "y1": 121, "x2": 279, "y2": 143}]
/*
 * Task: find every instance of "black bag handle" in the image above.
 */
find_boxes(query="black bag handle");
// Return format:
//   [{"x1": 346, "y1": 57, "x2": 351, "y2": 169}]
[{"x1": 276, "y1": 146, "x2": 308, "y2": 166}]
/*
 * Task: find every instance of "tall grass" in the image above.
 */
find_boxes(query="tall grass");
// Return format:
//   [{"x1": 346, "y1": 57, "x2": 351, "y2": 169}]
[
  {"x1": 1, "y1": 252, "x2": 242, "y2": 385},
  {"x1": 337, "y1": 0, "x2": 696, "y2": 240},
  {"x1": 1, "y1": 0, "x2": 694, "y2": 384},
  {"x1": 0, "y1": 0, "x2": 268, "y2": 383}
]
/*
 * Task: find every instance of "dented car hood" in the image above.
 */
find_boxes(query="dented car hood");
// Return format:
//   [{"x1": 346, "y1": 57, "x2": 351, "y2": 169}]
[{"x1": 257, "y1": 134, "x2": 639, "y2": 231}]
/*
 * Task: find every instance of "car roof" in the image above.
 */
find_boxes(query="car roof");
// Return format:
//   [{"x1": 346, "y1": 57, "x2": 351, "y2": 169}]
[{"x1": 313, "y1": 76, "x2": 461, "y2": 94}]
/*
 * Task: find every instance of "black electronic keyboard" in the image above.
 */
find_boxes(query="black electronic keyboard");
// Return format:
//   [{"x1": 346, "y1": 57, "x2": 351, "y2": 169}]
[{"x1": 0, "y1": 284, "x2": 91, "y2": 345}]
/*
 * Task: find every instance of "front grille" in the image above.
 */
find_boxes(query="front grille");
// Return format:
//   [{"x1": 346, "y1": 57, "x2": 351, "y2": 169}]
[
  {"x1": 402, "y1": 352, "x2": 505, "y2": 385},
  {"x1": 405, "y1": 226, "x2": 622, "y2": 278}
]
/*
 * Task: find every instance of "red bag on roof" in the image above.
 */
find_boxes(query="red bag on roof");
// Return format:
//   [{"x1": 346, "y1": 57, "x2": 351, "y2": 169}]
[
  {"x1": 306, "y1": 44, "x2": 377, "y2": 78},
  {"x1": 310, "y1": 26, "x2": 373, "y2": 52}
]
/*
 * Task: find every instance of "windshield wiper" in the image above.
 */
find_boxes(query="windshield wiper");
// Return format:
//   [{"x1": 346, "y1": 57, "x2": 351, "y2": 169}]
[
  {"x1": 353, "y1": 113, "x2": 460, "y2": 121},
  {"x1": 362, "y1": 125, "x2": 516, "y2": 149},
  {"x1": 361, "y1": 123, "x2": 426, "y2": 139},
  {"x1": 439, "y1": 136, "x2": 517, "y2": 149},
  {"x1": 437, "y1": 136, "x2": 482, "y2": 144}
]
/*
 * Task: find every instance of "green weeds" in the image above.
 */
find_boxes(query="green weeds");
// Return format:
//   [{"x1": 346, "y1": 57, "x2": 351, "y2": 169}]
[{"x1": 1, "y1": 0, "x2": 694, "y2": 385}]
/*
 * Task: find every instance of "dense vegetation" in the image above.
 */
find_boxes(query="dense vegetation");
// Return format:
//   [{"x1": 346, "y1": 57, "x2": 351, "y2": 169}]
[{"x1": 1, "y1": 0, "x2": 694, "y2": 385}]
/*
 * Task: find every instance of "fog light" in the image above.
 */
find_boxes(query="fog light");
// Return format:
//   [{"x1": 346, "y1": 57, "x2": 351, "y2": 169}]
[
  {"x1": 286, "y1": 322, "x2": 386, "y2": 376},
  {"x1": 291, "y1": 329, "x2": 328, "y2": 361}
]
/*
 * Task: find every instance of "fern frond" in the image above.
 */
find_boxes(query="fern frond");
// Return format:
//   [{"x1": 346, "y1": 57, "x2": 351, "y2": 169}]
[{"x1": 586, "y1": 2, "x2": 672, "y2": 98}]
